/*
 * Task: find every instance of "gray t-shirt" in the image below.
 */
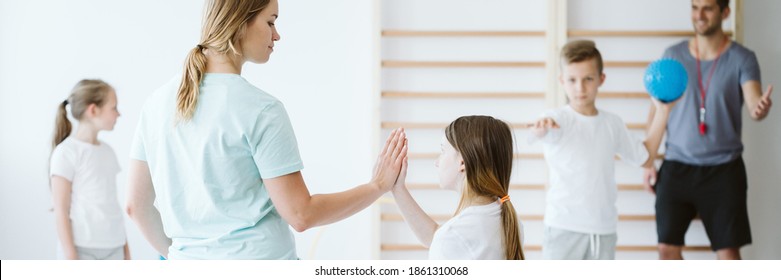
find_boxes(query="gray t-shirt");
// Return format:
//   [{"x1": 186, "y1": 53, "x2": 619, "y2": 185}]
[{"x1": 661, "y1": 40, "x2": 761, "y2": 166}]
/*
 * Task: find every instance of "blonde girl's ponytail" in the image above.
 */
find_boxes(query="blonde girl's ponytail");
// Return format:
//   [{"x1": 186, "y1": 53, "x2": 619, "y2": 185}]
[
  {"x1": 51, "y1": 79, "x2": 112, "y2": 150},
  {"x1": 49, "y1": 79, "x2": 112, "y2": 193},
  {"x1": 52, "y1": 99, "x2": 72, "y2": 149}
]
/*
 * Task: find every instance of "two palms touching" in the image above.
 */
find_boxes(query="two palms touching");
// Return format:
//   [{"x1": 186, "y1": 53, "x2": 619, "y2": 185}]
[{"x1": 372, "y1": 128, "x2": 408, "y2": 192}]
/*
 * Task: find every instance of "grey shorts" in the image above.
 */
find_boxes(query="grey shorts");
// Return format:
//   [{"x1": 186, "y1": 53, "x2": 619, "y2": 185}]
[
  {"x1": 543, "y1": 226, "x2": 617, "y2": 260},
  {"x1": 58, "y1": 245, "x2": 124, "y2": 260}
]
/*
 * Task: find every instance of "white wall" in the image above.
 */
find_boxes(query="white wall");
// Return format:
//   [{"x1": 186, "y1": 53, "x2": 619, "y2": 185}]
[
  {"x1": 0, "y1": 0, "x2": 376, "y2": 260},
  {"x1": 741, "y1": 0, "x2": 781, "y2": 260},
  {"x1": 0, "y1": 0, "x2": 778, "y2": 260}
]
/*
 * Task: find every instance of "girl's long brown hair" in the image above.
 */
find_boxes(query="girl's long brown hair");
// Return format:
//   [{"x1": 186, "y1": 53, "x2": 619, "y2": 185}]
[{"x1": 445, "y1": 115, "x2": 524, "y2": 260}]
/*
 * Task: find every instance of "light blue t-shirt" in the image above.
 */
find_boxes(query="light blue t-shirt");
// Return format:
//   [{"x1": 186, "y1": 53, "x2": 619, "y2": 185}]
[{"x1": 130, "y1": 73, "x2": 304, "y2": 259}]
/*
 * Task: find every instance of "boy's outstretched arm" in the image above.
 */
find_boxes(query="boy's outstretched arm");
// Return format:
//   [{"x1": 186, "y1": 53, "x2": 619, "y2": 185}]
[
  {"x1": 642, "y1": 99, "x2": 675, "y2": 193},
  {"x1": 531, "y1": 117, "x2": 560, "y2": 139},
  {"x1": 391, "y1": 156, "x2": 439, "y2": 248}
]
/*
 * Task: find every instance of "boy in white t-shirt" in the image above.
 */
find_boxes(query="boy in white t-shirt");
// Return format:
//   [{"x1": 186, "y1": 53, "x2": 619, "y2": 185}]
[{"x1": 532, "y1": 40, "x2": 674, "y2": 259}]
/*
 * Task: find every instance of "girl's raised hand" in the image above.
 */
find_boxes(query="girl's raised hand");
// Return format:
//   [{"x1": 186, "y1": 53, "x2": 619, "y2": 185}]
[{"x1": 393, "y1": 148, "x2": 408, "y2": 191}]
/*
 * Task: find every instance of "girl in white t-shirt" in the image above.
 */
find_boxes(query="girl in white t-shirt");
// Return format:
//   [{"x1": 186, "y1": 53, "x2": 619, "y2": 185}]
[
  {"x1": 392, "y1": 116, "x2": 524, "y2": 260},
  {"x1": 50, "y1": 79, "x2": 129, "y2": 260}
]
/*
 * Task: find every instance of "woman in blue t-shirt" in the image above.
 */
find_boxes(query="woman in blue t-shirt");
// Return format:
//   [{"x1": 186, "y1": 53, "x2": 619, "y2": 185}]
[{"x1": 126, "y1": 0, "x2": 406, "y2": 259}]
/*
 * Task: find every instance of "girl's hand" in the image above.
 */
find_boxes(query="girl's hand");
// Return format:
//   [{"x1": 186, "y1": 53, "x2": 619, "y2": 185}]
[{"x1": 393, "y1": 154, "x2": 408, "y2": 192}]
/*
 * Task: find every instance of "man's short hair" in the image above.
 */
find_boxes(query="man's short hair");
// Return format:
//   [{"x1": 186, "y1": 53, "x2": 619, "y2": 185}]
[
  {"x1": 716, "y1": 0, "x2": 730, "y2": 11},
  {"x1": 560, "y1": 40, "x2": 603, "y2": 73}
]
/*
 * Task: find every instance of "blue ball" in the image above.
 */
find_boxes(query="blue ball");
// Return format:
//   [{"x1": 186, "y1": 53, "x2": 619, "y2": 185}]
[{"x1": 644, "y1": 59, "x2": 688, "y2": 103}]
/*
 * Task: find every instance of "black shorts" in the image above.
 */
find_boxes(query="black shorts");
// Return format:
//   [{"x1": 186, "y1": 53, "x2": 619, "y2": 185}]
[{"x1": 654, "y1": 157, "x2": 752, "y2": 251}]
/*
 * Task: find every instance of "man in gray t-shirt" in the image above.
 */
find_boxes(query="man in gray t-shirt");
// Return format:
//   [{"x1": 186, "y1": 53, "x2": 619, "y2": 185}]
[{"x1": 644, "y1": 0, "x2": 773, "y2": 260}]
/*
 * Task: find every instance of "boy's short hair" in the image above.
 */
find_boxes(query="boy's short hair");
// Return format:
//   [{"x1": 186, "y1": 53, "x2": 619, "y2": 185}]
[{"x1": 561, "y1": 40, "x2": 603, "y2": 74}]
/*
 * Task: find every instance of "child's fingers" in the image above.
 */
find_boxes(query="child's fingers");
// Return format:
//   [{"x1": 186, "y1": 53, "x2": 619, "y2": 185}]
[
  {"x1": 544, "y1": 118, "x2": 557, "y2": 129},
  {"x1": 536, "y1": 119, "x2": 545, "y2": 128},
  {"x1": 396, "y1": 141, "x2": 408, "y2": 166},
  {"x1": 390, "y1": 130, "x2": 405, "y2": 160},
  {"x1": 397, "y1": 156, "x2": 409, "y2": 182}
]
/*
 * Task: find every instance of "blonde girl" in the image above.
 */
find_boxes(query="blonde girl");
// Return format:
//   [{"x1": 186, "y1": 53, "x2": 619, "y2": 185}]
[{"x1": 50, "y1": 79, "x2": 129, "y2": 260}]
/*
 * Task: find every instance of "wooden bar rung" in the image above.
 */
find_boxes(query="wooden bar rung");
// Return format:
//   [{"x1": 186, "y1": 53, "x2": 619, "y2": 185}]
[
  {"x1": 407, "y1": 153, "x2": 543, "y2": 160},
  {"x1": 381, "y1": 61, "x2": 647, "y2": 68},
  {"x1": 382, "y1": 30, "x2": 546, "y2": 37},
  {"x1": 382, "y1": 61, "x2": 545, "y2": 68},
  {"x1": 568, "y1": 30, "x2": 733, "y2": 37},
  {"x1": 618, "y1": 184, "x2": 646, "y2": 191},
  {"x1": 599, "y1": 92, "x2": 649, "y2": 99},
  {"x1": 604, "y1": 61, "x2": 651, "y2": 68},
  {"x1": 381, "y1": 213, "x2": 656, "y2": 222},
  {"x1": 381, "y1": 244, "x2": 710, "y2": 252},
  {"x1": 406, "y1": 153, "x2": 663, "y2": 160},
  {"x1": 626, "y1": 123, "x2": 646, "y2": 130},
  {"x1": 382, "y1": 91, "x2": 648, "y2": 99},
  {"x1": 405, "y1": 184, "x2": 647, "y2": 191},
  {"x1": 407, "y1": 183, "x2": 546, "y2": 190},
  {"x1": 381, "y1": 122, "x2": 530, "y2": 130},
  {"x1": 382, "y1": 214, "x2": 544, "y2": 222},
  {"x1": 382, "y1": 122, "x2": 647, "y2": 130},
  {"x1": 382, "y1": 91, "x2": 546, "y2": 99}
]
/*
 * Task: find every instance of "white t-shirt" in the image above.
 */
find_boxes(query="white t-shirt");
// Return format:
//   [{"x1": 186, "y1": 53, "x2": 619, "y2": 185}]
[
  {"x1": 540, "y1": 106, "x2": 648, "y2": 234},
  {"x1": 428, "y1": 202, "x2": 506, "y2": 260},
  {"x1": 50, "y1": 137, "x2": 126, "y2": 248}
]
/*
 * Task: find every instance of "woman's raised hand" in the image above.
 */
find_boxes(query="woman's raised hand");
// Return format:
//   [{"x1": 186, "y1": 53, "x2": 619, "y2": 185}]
[{"x1": 372, "y1": 128, "x2": 408, "y2": 192}]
